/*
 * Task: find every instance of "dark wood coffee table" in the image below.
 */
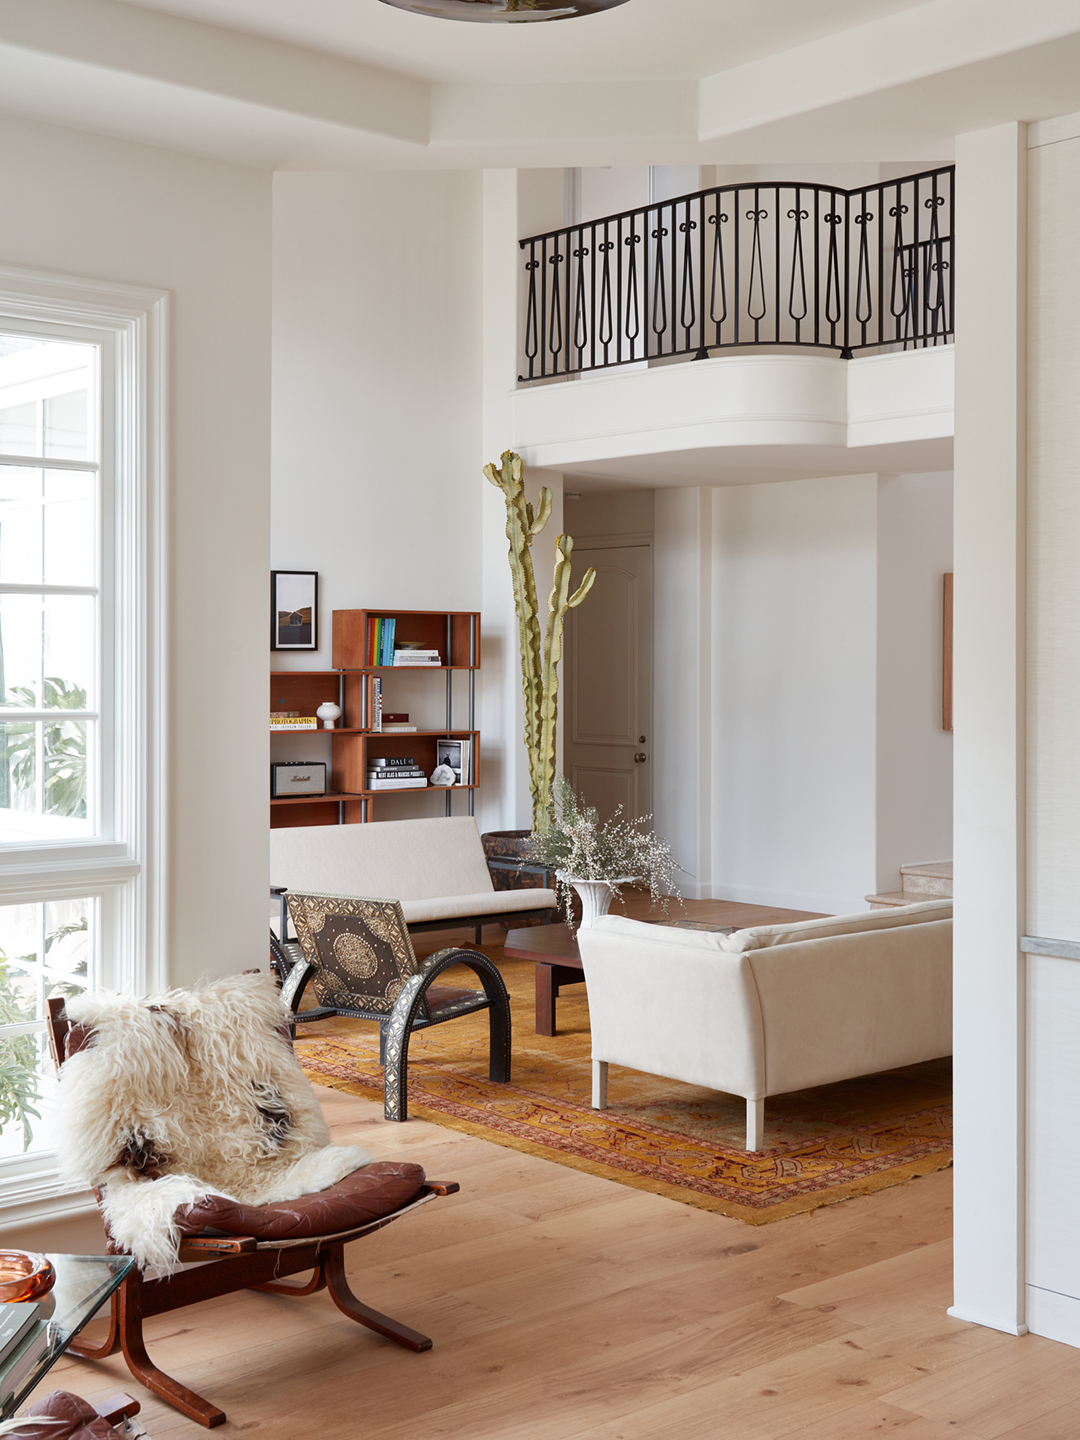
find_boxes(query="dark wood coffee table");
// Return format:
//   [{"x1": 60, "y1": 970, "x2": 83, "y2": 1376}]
[{"x1": 503, "y1": 923, "x2": 583, "y2": 1036}]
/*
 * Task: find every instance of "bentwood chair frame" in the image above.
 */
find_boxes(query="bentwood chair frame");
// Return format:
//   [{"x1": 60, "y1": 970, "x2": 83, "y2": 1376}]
[
  {"x1": 46, "y1": 996, "x2": 458, "y2": 1430},
  {"x1": 270, "y1": 892, "x2": 511, "y2": 1121}
]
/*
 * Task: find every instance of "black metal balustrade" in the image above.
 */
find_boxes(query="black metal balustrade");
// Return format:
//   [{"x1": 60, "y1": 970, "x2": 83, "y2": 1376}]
[{"x1": 518, "y1": 166, "x2": 954, "y2": 382}]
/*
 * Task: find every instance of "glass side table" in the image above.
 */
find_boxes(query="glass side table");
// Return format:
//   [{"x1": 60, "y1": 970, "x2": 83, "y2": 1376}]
[{"x1": 0, "y1": 1254, "x2": 135, "y2": 1418}]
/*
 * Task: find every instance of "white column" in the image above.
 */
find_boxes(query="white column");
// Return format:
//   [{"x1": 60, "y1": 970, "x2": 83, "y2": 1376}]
[
  {"x1": 480, "y1": 169, "x2": 528, "y2": 833},
  {"x1": 653, "y1": 487, "x2": 713, "y2": 898},
  {"x1": 949, "y1": 122, "x2": 1027, "y2": 1335}
]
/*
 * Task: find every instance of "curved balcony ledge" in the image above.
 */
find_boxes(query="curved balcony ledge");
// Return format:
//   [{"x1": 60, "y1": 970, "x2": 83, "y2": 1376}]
[{"x1": 511, "y1": 345, "x2": 953, "y2": 477}]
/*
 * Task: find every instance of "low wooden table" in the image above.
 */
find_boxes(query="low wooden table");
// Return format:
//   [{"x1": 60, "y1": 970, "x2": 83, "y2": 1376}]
[{"x1": 503, "y1": 923, "x2": 583, "y2": 1036}]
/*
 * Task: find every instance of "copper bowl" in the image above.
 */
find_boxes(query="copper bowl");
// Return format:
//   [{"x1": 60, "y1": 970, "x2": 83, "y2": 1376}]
[{"x1": 0, "y1": 1251, "x2": 55, "y2": 1302}]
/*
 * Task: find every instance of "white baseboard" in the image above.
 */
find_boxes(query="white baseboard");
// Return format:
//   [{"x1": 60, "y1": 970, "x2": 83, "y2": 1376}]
[
  {"x1": 947, "y1": 1304, "x2": 1027, "y2": 1336},
  {"x1": 706, "y1": 882, "x2": 873, "y2": 916},
  {"x1": 1025, "y1": 1286, "x2": 1080, "y2": 1348}
]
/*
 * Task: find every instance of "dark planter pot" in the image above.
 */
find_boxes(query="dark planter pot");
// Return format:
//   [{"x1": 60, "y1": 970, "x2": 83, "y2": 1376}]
[
  {"x1": 482, "y1": 830, "x2": 541, "y2": 892},
  {"x1": 481, "y1": 831, "x2": 577, "y2": 928}
]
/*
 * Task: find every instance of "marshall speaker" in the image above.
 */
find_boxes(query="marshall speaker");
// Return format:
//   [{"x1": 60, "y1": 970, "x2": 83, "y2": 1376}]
[{"x1": 271, "y1": 762, "x2": 327, "y2": 798}]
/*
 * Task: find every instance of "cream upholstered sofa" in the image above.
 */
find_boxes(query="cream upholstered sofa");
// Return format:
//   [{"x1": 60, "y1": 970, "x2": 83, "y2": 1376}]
[
  {"x1": 270, "y1": 816, "x2": 556, "y2": 942},
  {"x1": 576, "y1": 898, "x2": 952, "y2": 1150}
]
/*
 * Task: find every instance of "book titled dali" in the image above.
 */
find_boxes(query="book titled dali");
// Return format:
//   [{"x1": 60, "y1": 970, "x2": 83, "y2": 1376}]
[{"x1": 367, "y1": 755, "x2": 426, "y2": 789}]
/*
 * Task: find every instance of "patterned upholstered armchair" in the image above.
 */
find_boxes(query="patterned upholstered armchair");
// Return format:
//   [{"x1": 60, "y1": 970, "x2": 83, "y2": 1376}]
[{"x1": 270, "y1": 891, "x2": 511, "y2": 1122}]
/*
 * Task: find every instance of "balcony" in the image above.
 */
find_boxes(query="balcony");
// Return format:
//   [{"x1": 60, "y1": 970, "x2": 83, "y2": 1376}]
[
  {"x1": 511, "y1": 168, "x2": 955, "y2": 484},
  {"x1": 518, "y1": 167, "x2": 954, "y2": 381}
]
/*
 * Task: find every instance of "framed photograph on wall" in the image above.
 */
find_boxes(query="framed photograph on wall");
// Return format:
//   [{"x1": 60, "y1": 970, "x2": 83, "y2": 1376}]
[{"x1": 271, "y1": 571, "x2": 318, "y2": 651}]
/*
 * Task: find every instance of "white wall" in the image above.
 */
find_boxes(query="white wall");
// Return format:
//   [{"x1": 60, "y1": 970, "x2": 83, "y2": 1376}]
[
  {"x1": 654, "y1": 487, "x2": 713, "y2": 896},
  {"x1": 709, "y1": 474, "x2": 879, "y2": 915},
  {"x1": 655, "y1": 470, "x2": 953, "y2": 915},
  {"x1": 271, "y1": 169, "x2": 484, "y2": 821},
  {"x1": 876, "y1": 471, "x2": 954, "y2": 891},
  {"x1": 0, "y1": 113, "x2": 271, "y2": 986}
]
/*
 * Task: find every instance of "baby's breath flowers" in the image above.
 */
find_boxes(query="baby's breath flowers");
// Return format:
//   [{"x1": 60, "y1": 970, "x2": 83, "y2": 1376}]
[{"x1": 526, "y1": 776, "x2": 683, "y2": 924}]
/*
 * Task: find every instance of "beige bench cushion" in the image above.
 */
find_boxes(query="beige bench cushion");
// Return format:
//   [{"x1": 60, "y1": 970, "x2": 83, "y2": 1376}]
[
  {"x1": 271, "y1": 816, "x2": 496, "y2": 901},
  {"x1": 401, "y1": 890, "x2": 555, "y2": 923}
]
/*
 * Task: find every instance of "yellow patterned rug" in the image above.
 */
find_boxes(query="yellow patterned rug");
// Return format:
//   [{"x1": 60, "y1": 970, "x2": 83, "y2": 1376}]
[{"x1": 296, "y1": 949, "x2": 952, "y2": 1224}]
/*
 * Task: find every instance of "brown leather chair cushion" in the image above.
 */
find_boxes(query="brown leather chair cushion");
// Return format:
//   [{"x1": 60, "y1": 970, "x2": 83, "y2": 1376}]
[
  {"x1": 173, "y1": 1160, "x2": 427, "y2": 1241},
  {"x1": 9, "y1": 1390, "x2": 122, "y2": 1439}
]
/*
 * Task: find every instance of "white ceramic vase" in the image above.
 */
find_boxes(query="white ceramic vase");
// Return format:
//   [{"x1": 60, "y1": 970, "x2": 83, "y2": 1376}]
[{"x1": 562, "y1": 876, "x2": 637, "y2": 929}]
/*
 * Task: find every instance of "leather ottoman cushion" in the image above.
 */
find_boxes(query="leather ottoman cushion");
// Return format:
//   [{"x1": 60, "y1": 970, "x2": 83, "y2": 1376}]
[
  {"x1": 174, "y1": 1160, "x2": 427, "y2": 1241},
  {"x1": 10, "y1": 1390, "x2": 122, "y2": 1439}
]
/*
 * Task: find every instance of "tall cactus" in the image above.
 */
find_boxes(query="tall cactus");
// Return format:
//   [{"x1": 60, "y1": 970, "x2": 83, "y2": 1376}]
[{"x1": 484, "y1": 450, "x2": 595, "y2": 833}]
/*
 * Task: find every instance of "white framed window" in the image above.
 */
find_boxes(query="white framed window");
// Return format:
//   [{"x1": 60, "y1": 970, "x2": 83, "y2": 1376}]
[{"x1": 0, "y1": 268, "x2": 167, "y2": 1222}]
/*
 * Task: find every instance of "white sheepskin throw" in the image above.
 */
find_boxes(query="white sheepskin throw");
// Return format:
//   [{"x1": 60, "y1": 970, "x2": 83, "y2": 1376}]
[{"x1": 56, "y1": 972, "x2": 372, "y2": 1272}]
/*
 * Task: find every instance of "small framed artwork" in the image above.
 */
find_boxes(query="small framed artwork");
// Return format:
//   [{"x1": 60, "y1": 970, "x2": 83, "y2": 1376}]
[{"x1": 271, "y1": 571, "x2": 318, "y2": 651}]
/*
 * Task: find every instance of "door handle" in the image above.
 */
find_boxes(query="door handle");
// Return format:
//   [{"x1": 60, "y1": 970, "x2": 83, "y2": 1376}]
[{"x1": 634, "y1": 753, "x2": 647, "y2": 763}]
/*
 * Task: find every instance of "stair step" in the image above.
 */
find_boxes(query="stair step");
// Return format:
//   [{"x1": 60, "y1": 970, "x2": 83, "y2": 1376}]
[
  {"x1": 865, "y1": 892, "x2": 909, "y2": 909},
  {"x1": 900, "y1": 861, "x2": 953, "y2": 898}
]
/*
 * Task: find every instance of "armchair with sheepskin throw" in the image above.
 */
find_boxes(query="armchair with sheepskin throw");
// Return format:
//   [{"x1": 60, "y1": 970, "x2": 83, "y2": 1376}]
[{"x1": 48, "y1": 972, "x2": 459, "y2": 1430}]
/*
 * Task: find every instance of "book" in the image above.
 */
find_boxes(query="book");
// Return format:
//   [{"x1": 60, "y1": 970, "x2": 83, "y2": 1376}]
[
  {"x1": 0, "y1": 1304, "x2": 38, "y2": 1368},
  {"x1": 381, "y1": 724, "x2": 417, "y2": 732},
  {"x1": 393, "y1": 655, "x2": 441, "y2": 666},
  {"x1": 0, "y1": 1324, "x2": 52, "y2": 1405},
  {"x1": 366, "y1": 674, "x2": 382, "y2": 732},
  {"x1": 367, "y1": 770, "x2": 425, "y2": 781},
  {"x1": 436, "y1": 737, "x2": 471, "y2": 784},
  {"x1": 270, "y1": 718, "x2": 318, "y2": 730},
  {"x1": 379, "y1": 617, "x2": 396, "y2": 667},
  {"x1": 369, "y1": 755, "x2": 415, "y2": 766},
  {"x1": 366, "y1": 777, "x2": 427, "y2": 790}
]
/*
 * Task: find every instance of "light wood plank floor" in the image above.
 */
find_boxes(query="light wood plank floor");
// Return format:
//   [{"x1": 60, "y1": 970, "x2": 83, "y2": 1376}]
[
  {"x1": 23, "y1": 1088, "x2": 1073, "y2": 1440},
  {"x1": 20, "y1": 907, "x2": 1072, "y2": 1438}
]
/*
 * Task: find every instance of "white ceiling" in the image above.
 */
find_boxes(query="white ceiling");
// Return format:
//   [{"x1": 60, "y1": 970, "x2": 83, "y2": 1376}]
[
  {"x1": 2, "y1": 0, "x2": 1080, "y2": 170},
  {"x1": 550, "y1": 437, "x2": 955, "y2": 493},
  {"x1": 112, "y1": 0, "x2": 928, "y2": 86}
]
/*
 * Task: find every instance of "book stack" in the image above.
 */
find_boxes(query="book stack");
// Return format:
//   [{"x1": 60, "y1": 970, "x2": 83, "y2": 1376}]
[
  {"x1": 393, "y1": 647, "x2": 441, "y2": 667},
  {"x1": 366, "y1": 756, "x2": 427, "y2": 790},
  {"x1": 382, "y1": 712, "x2": 417, "y2": 733},
  {"x1": 0, "y1": 1302, "x2": 48, "y2": 1406},
  {"x1": 366, "y1": 616, "x2": 397, "y2": 667},
  {"x1": 270, "y1": 713, "x2": 318, "y2": 731}
]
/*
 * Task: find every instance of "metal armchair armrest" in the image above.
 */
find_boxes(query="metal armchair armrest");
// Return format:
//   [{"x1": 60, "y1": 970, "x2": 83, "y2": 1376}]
[{"x1": 382, "y1": 947, "x2": 511, "y2": 1122}]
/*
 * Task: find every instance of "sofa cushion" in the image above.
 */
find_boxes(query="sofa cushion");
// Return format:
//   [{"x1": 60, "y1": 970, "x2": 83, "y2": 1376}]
[
  {"x1": 270, "y1": 817, "x2": 496, "y2": 902},
  {"x1": 587, "y1": 913, "x2": 734, "y2": 951},
  {"x1": 721, "y1": 898, "x2": 953, "y2": 952},
  {"x1": 400, "y1": 889, "x2": 555, "y2": 923}
]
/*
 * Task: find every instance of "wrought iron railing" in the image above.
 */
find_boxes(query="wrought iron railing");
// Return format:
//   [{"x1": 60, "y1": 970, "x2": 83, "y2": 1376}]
[{"x1": 518, "y1": 166, "x2": 954, "y2": 382}]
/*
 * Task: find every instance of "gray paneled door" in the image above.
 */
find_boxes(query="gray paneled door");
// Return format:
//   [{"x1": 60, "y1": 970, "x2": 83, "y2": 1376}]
[{"x1": 563, "y1": 543, "x2": 652, "y2": 824}]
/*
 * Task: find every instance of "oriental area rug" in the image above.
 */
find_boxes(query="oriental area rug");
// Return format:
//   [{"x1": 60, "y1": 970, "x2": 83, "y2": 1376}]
[{"x1": 296, "y1": 945, "x2": 952, "y2": 1226}]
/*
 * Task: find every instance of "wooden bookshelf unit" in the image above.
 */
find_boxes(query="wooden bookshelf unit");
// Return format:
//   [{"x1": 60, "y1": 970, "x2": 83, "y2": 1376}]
[{"x1": 270, "y1": 609, "x2": 480, "y2": 828}]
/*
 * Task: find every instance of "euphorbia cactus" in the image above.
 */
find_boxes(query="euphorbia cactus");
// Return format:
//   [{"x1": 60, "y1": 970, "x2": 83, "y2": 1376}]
[{"x1": 484, "y1": 450, "x2": 595, "y2": 833}]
